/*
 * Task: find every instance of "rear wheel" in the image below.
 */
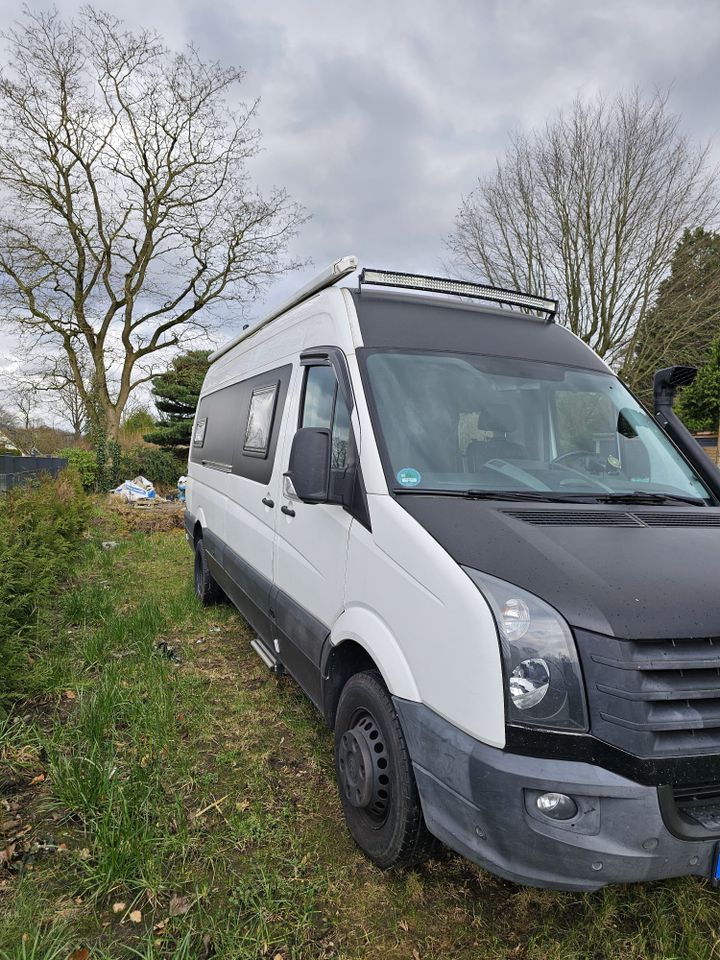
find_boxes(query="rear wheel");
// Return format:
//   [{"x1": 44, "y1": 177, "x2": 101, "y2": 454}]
[
  {"x1": 334, "y1": 670, "x2": 436, "y2": 868},
  {"x1": 194, "y1": 536, "x2": 224, "y2": 605}
]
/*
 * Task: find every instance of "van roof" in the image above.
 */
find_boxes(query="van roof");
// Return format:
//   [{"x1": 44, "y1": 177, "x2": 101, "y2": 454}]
[
  {"x1": 208, "y1": 255, "x2": 358, "y2": 363},
  {"x1": 208, "y1": 257, "x2": 608, "y2": 374},
  {"x1": 350, "y1": 289, "x2": 609, "y2": 372}
]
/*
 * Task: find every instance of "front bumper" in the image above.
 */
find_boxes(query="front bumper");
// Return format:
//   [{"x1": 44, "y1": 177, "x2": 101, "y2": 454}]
[{"x1": 394, "y1": 698, "x2": 716, "y2": 891}]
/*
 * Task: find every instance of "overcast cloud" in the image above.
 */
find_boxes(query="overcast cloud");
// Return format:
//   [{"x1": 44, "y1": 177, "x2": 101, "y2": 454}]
[{"x1": 2, "y1": 0, "x2": 720, "y2": 420}]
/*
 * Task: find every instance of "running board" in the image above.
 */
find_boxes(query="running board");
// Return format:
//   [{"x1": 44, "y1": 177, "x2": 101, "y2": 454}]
[{"x1": 250, "y1": 638, "x2": 283, "y2": 674}]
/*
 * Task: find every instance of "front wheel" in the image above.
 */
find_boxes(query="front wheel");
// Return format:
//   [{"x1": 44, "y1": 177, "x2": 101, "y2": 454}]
[
  {"x1": 194, "y1": 536, "x2": 224, "y2": 606},
  {"x1": 334, "y1": 671, "x2": 437, "y2": 869}
]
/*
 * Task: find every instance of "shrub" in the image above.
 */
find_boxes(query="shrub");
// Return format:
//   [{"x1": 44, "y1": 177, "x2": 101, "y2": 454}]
[
  {"x1": 56, "y1": 442, "x2": 184, "y2": 493},
  {"x1": 0, "y1": 470, "x2": 90, "y2": 701},
  {"x1": 120, "y1": 445, "x2": 184, "y2": 490},
  {"x1": 56, "y1": 447, "x2": 97, "y2": 491},
  {"x1": 122, "y1": 408, "x2": 156, "y2": 434}
]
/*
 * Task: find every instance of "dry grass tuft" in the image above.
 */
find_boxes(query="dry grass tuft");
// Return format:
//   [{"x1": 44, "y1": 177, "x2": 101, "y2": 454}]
[{"x1": 106, "y1": 497, "x2": 185, "y2": 532}]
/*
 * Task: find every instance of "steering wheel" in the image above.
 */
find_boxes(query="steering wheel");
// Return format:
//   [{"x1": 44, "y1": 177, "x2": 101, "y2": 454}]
[
  {"x1": 550, "y1": 450, "x2": 617, "y2": 492},
  {"x1": 552, "y1": 450, "x2": 604, "y2": 471}
]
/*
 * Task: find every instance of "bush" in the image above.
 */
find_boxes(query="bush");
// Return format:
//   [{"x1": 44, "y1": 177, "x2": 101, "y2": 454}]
[
  {"x1": 57, "y1": 441, "x2": 184, "y2": 493},
  {"x1": 56, "y1": 447, "x2": 97, "y2": 491},
  {"x1": 119, "y1": 445, "x2": 184, "y2": 491},
  {"x1": 0, "y1": 470, "x2": 90, "y2": 701}
]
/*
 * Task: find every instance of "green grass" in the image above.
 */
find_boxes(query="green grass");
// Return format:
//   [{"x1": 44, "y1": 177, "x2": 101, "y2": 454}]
[{"x1": 2, "y1": 515, "x2": 720, "y2": 959}]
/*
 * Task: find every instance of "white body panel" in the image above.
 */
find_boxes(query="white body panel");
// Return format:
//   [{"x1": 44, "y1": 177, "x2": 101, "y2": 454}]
[
  {"x1": 343, "y1": 496, "x2": 505, "y2": 745},
  {"x1": 186, "y1": 463, "x2": 227, "y2": 543},
  {"x1": 188, "y1": 283, "x2": 507, "y2": 747},
  {"x1": 225, "y1": 473, "x2": 277, "y2": 585}
]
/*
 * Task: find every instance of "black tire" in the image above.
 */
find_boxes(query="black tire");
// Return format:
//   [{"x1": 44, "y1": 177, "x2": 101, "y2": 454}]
[
  {"x1": 193, "y1": 536, "x2": 224, "y2": 606},
  {"x1": 334, "y1": 670, "x2": 437, "y2": 869}
]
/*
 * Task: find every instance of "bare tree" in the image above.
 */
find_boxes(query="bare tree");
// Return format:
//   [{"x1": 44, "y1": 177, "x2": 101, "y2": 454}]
[
  {"x1": 0, "y1": 7, "x2": 305, "y2": 438},
  {"x1": 34, "y1": 355, "x2": 89, "y2": 438},
  {"x1": 0, "y1": 403, "x2": 23, "y2": 452},
  {"x1": 52, "y1": 368, "x2": 87, "y2": 440},
  {"x1": 447, "y1": 90, "x2": 718, "y2": 366},
  {"x1": 7, "y1": 348, "x2": 91, "y2": 438},
  {"x1": 14, "y1": 380, "x2": 38, "y2": 430}
]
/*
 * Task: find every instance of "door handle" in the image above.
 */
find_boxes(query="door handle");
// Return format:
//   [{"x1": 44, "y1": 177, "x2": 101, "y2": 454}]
[
  {"x1": 280, "y1": 504, "x2": 296, "y2": 517},
  {"x1": 262, "y1": 496, "x2": 275, "y2": 508}
]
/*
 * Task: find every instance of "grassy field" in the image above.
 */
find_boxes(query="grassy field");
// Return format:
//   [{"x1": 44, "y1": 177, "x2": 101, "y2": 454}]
[{"x1": 2, "y1": 511, "x2": 720, "y2": 959}]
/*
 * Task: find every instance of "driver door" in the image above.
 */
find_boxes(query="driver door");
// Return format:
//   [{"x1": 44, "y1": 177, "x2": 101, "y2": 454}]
[{"x1": 272, "y1": 359, "x2": 355, "y2": 706}]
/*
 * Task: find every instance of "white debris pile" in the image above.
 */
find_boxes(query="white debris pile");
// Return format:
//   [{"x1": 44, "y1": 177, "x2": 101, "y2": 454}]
[{"x1": 111, "y1": 475, "x2": 157, "y2": 502}]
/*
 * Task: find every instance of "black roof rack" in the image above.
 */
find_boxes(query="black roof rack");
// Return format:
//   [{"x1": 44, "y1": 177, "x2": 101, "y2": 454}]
[{"x1": 358, "y1": 268, "x2": 557, "y2": 321}]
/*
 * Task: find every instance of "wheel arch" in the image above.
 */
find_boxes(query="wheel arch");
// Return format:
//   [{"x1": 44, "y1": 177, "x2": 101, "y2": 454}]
[
  {"x1": 322, "y1": 606, "x2": 421, "y2": 728},
  {"x1": 192, "y1": 508, "x2": 208, "y2": 544}
]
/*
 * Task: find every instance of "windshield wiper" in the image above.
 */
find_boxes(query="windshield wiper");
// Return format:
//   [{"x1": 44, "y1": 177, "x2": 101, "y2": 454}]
[
  {"x1": 465, "y1": 489, "x2": 575, "y2": 502},
  {"x1": 393, "y1": 488, "x2": 710, "y2": 506},
  {"x1": 573, "y1": 491, "x2": 707, "y2": 507},
  {"x1": 394, "y1": 488, "x2": 575, "y2": 502}
]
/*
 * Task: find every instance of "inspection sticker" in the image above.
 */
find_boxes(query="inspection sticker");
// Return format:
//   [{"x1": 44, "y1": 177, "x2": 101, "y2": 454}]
[{"x1": 396, "y1": 467, "x2": 422, "y2": 488}]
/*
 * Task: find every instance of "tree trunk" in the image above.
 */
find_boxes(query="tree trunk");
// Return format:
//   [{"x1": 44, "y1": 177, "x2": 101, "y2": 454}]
[{"x1": 106, "y1": 406, "x2": 122, "y2": 442}]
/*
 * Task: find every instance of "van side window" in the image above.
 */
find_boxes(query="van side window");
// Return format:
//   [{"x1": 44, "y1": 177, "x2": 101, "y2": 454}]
[
  {"x1": 190, "y1": 363, "x2": 292, "y2": 483},
  {"x1": 331, "y1": 399, "x2": 351, "y2": 469},
  {"x1": 302, "y1": 366, "x2": 336, "y2": 428},
  {"x1": 243, "y1": 382, "x2": 279, "y2": 457},
  {"x1": 301, "y1": 365, "x2": 352, "y2": 470},
  {"x1": 193, "y1": 417, "x2": 207, "y2": 447}
]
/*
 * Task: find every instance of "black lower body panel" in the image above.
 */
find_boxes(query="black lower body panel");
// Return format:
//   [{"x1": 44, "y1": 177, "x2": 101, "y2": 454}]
[{"x1": 202, "y1": 530, "x2": 327, "y2": 709}]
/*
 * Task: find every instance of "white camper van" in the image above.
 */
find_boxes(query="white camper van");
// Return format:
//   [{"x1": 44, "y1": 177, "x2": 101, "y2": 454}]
[{"x1": 185, "y1": 256, "x2": 720, "y2": 890}]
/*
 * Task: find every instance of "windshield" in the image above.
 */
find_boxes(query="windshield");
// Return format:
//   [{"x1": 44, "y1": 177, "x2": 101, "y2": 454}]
[{"x1": 363, "y1": 351, "x2": 711, "y2": 503}]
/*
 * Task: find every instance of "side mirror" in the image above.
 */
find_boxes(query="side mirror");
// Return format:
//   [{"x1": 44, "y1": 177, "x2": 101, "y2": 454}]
[
  {"x1": 653, "y1": 365, "x2": 697, "y2": 415},
  {"x1": 285, "y1": 428, "x2": 331, "y2": 503}
]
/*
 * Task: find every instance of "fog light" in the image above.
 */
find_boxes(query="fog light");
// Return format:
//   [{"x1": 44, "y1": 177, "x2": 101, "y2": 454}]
[
  {"x1": 536, "y1": 792, "x2": 578, "y2": 821},
  {"x1": 509, "y1": 657, "x2": 550, "y2": 709}
]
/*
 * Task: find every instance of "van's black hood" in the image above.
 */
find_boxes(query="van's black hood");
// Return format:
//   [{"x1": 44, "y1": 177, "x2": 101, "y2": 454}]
[{"x1": 399, "y1": 495, "x2": 720, "y2": 640}]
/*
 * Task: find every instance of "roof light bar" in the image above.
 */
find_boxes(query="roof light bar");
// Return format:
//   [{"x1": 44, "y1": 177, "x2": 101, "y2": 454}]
[{"x1": 358, "y1": 268, "x2": 557, "y2": 320}]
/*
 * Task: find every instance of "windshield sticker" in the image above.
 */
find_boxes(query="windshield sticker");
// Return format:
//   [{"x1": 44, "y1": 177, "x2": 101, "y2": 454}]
[{"x1": 396, "y1": 467, "x2": 422, "y2": 488}]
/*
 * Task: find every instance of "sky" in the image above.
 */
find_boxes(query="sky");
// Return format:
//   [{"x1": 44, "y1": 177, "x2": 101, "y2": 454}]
[{"x1": 1, "y1": 0, "x2": 720, "y2": 425}]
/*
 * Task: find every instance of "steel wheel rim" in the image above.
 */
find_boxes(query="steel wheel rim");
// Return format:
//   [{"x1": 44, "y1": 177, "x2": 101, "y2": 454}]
[{"x1": 338, "y1": 708, "x2": 392, "y2": 824}]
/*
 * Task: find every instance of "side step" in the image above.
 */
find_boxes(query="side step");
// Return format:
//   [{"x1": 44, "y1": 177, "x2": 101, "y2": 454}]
[{"x1": 250, "y1": 638, "x2": 284, "y2": 675}]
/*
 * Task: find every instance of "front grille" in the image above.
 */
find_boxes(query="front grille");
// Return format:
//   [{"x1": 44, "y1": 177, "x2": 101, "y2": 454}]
[
  {"x1": 502, "y1": 508, "x2": 720, "y2": 528},
  {"x1": 633, "y1": 511, "x2": 720, "y2": 527},
  {"x1": 502, "y1": 509, "x2": 642, "y2": 526},
  {"x1": 577, "y1": 629, "x2": 720, "y2": 757}
]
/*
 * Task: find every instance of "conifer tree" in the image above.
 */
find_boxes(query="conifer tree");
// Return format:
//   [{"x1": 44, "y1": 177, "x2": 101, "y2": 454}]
[{"x1": 144, "y1": 351, "x2": 211, "y2": 453}]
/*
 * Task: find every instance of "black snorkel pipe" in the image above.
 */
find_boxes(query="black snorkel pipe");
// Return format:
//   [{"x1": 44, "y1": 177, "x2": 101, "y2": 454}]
[{"x1": 653, "y1": 365, "x2": 720, "y2": 501}]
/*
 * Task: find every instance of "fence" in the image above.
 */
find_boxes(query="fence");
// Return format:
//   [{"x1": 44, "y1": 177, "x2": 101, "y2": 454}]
[
  {"x1": 693, "y1": 432, "x2": 719, "y2": 465},
  {"x1": 0, "y1": 455, "x2": 68, "y2": 492}
]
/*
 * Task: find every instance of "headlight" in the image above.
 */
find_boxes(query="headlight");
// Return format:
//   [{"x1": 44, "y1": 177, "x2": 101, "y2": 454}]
[
  {"x1": 510, "y1": 658, "x2": 550, "y2": 709},
  {"x1": 464, "y1": 569, "x2": 588, "y2": 732}
]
